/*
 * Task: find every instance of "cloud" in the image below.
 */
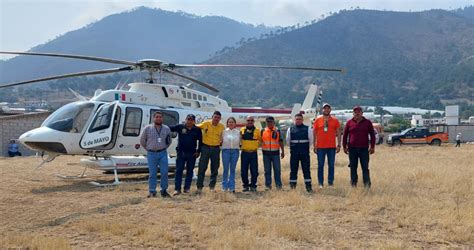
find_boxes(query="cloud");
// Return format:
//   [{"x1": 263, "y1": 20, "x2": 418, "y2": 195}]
[{"x1": 1, "y1": 0, "x2": 472, "y2": 58}]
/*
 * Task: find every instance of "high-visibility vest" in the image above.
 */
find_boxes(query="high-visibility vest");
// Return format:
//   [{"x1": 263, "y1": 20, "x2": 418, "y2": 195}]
[
  {"x1": 261, "y1": 127, "x2": 281, "y2": 152},
  {"x1": 240, "y1": 126, "x2": 260, "y2": 151},
  {"x1": 289, "y1": 124, "x2": 310, "y2": 153}
]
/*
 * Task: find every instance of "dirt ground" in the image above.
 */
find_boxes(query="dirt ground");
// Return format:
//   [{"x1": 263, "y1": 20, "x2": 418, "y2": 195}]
[{"x1": 1, "y1": 145, "x2": 473, "y2": 248}]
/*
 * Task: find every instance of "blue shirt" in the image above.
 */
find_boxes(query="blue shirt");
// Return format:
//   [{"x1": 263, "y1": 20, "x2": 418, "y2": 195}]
[
  {"x1": 8, "y1": 143, "x2": 19, "y2": 153},
  {"x1": 170, "y1": 124, "x2": 202, "y2": 154}
]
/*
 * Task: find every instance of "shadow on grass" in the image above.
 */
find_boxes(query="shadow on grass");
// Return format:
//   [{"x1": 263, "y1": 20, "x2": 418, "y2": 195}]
[
  {"x1": 33, "y1": 197, "x2": 144, "y2": 229},
  {"x1": 31, "y1": 181, "x2": 99, "y2": 194}
]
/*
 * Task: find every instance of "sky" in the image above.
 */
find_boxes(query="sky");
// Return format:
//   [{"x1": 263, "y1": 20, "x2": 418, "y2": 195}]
[{"x1": 0, "y1": 0, "x2": 472, "y2": 60}]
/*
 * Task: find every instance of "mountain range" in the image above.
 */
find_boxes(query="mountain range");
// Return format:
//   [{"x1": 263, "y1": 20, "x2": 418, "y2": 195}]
[
  {"x1": 0, "y1": 7, "x2": 272, "y2": 83},
  {"x1": 195, "y1": 7, "x2": 474, "y2": 110},
  {"x1": 0, "y1": 6, "x2": 473, "y2": 117}
]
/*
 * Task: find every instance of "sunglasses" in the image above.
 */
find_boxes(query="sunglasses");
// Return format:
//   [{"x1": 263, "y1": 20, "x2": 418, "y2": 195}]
[{"x1": 247, "y1": 120, "x2": 255, "y2": 122}]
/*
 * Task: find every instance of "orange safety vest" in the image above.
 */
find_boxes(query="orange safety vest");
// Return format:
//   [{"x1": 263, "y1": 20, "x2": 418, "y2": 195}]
[{"x1": 261, "y1": 127, "x2": 281, "y2": 152}]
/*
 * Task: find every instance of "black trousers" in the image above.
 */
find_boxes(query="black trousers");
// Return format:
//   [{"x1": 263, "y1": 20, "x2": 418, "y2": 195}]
[
  {"x1": 175, "y1": 152, "x2": 197, "y2": 192},
  {"x1": 241, "y1": 151, "x2": 258, "y2": 189},
  {"x1": 289, "y1": 152, "x2": 311, "y2": 186},
  {"x1": 348, "y1": 147, "x2": 371, "y2": 187},
  {"x1": 197, "y1": 145, "x2": 220, "y2": 189},
  {"x1": 455, "y1": 140, "x2": 461, "y2": 147}
]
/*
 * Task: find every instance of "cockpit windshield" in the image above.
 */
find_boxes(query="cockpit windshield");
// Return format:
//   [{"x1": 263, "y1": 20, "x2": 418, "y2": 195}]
[{"x1": 43, "y1": 102, "x2": 95, "y2": 133}]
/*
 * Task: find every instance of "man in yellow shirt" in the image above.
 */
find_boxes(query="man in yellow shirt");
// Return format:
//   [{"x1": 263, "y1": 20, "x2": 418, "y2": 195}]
[
  {"x1": 240, "y1": 116, "x2": 261, "y2": 192},
  {"x1": 196, "y1": 111, "x2": 225, "y2": 192}
]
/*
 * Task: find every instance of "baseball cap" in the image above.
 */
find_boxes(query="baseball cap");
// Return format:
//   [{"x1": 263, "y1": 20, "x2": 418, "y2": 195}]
[
  {"x1": 353, "y1": 106, "x2": 362, "y2": 112},
  {"x1": 186, "y1": 114, "x2": 196, "y2": 121},
  {"x1": 322, "y1": 103, "x2": 331, "y2": 108}
]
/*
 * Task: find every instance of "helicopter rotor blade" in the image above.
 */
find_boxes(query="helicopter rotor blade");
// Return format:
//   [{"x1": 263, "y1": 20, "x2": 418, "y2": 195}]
[
  {"x1": 163, "y1": 69, "x2": 219, "y2": 93},
  {"x1": 0, "y1": 66, "x2": 133, "y2": 89},
  {"x1": 0, "y1": 51, "x2": 136, "y2": 66},
  {"x1": 172, "y1": 64, "x2": 345, "y2": 73}
]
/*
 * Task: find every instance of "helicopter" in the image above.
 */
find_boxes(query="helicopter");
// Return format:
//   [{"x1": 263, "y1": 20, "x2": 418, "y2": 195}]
[{"x1": 0, "y1": 51, "x2": 343, "y2": 185}]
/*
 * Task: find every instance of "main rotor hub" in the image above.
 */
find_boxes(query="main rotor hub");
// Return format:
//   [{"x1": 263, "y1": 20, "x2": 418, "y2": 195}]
[{"x1": 136, "y1": 59, "x2": 164, "y2": 71}]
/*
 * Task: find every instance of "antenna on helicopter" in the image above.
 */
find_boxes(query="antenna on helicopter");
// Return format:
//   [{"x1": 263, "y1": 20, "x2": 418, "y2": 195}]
[
  {"x1": 0, "y1": 51, "x2": 345, "y2": 94},
  {"x1": 114, "y1": 81, "x2": 121, "y2": 90}
]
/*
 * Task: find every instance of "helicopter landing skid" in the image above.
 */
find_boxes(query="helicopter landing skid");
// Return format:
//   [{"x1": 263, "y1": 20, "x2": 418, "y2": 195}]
[
  {"x1": 88, "y1": 167, "x2": 149, "y2": 187},
  {"x1": 88, "y1": 167, "x2": 179, "y2": 187},
  {"x1": 55, "y1": 166, "x2": 88, "y2": 179}
]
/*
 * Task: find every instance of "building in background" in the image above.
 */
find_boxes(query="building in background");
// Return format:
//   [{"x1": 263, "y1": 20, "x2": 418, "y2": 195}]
[
  {"x1": 410, "y1": 105, "x2": 474, "y2": 142},
  {"x1": 0, "y1": 112, "x2": 51, "y2": 156}
]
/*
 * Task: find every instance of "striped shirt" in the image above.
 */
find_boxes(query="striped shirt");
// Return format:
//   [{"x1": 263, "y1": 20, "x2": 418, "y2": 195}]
[{"x1": 140, "y1": 124, "x2": 171, "y2": 151}]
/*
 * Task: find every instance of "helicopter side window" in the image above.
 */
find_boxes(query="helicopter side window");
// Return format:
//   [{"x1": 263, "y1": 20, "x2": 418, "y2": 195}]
[
  {"x1": 150, "y1": 109, "x2": 179, "y2": 126},
  {"x1": 193, "y1": 93, "x2": 197, "y2": 100},
  {"x1": 187, "y1": 92, "x2": 192, "y2": 99},
  {"x1": 89, "y1": 104, "x2": 115, "y2": 133},
  {"x1": 71, "y1": 104, "x2": 94, "y2": 133},
  {"x1": 203, "y1": 96, "x2": 208, "y2": 102},
  {"x1": 198, "y1": 95, "x2": 202, "y2": 101},
  {"x1": 182, "y1": 91, "x2": 187, "y2": 98},
  {"x1": 123, "y1": 107, "x2": 142, "y2": 136}
]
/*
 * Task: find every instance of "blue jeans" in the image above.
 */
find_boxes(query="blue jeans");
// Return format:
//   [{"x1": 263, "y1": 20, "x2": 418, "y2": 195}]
[
  {"x1": 263, "y1": 153, "x2": 282, "y2": 188},
  {"x1": 146, "y1": 150, "x2": 169, "y2": 193},
  {"x1": 175, "y1": 151, "x2": 196, "y2": 192},
  {"x1": 317, "y1": 148, "x2": 336, "y2": 186},
  {"x1": 221, "y1": 149, "x2": 239, "y2": 191}
]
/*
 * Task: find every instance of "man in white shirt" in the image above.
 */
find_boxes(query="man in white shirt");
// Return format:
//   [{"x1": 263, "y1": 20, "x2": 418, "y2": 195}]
[{"x1": 455, "y1": 133, "x2": 462, "y2": 148}]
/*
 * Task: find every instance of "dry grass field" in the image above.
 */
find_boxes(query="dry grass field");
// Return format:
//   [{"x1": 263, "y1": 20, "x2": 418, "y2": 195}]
[{"x1": 1, "y1": 145, "x2": 473, "y2": 248}]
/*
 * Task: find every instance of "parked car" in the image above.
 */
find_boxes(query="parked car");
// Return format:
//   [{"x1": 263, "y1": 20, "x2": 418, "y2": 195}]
[{"x1": 387, "y1": 127, "x2": 448, "y2": 146}]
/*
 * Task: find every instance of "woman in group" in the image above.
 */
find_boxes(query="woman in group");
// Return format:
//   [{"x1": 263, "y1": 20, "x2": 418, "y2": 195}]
[{"x1": 221, "y1": 117, "x2": 241, "y2": 192}]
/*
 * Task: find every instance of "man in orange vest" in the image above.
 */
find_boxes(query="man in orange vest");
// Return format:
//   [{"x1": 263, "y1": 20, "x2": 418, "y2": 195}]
[{"x1": 261, "y1": 116, "x2": 285, "y2": 190}]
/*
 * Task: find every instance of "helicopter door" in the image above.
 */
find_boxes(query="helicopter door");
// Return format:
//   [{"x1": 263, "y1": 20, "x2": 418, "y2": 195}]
[{"x1": 80, "y1": 102, "x2": 119, "y2": 149}]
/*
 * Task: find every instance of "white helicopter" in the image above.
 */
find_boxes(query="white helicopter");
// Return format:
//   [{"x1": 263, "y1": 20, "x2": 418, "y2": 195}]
[{"x1": 0, "y1": 51, "x2": 343, "y2": 185}]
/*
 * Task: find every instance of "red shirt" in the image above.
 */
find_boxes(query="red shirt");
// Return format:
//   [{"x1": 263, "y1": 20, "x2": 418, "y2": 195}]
[
  {"x1": 313, "y1": 115, "x2": 340, "y2": 148},
  {"x1": 343, "y1": 117, "x2": 376, "y2": 149}
]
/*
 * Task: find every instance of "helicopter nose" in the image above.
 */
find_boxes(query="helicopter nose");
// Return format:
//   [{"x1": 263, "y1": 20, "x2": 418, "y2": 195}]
[{"x1": 19, "y1": 127, "x2": 68, "y2": 154}]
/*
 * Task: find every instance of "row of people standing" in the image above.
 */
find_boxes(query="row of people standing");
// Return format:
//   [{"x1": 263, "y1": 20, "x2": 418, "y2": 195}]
[
  {"x1": 195, "y1": 113, "x2": 287, "y2": 194},
  {"x1": 140, "y1": 105, "x2": 376, "y2": 198}
]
